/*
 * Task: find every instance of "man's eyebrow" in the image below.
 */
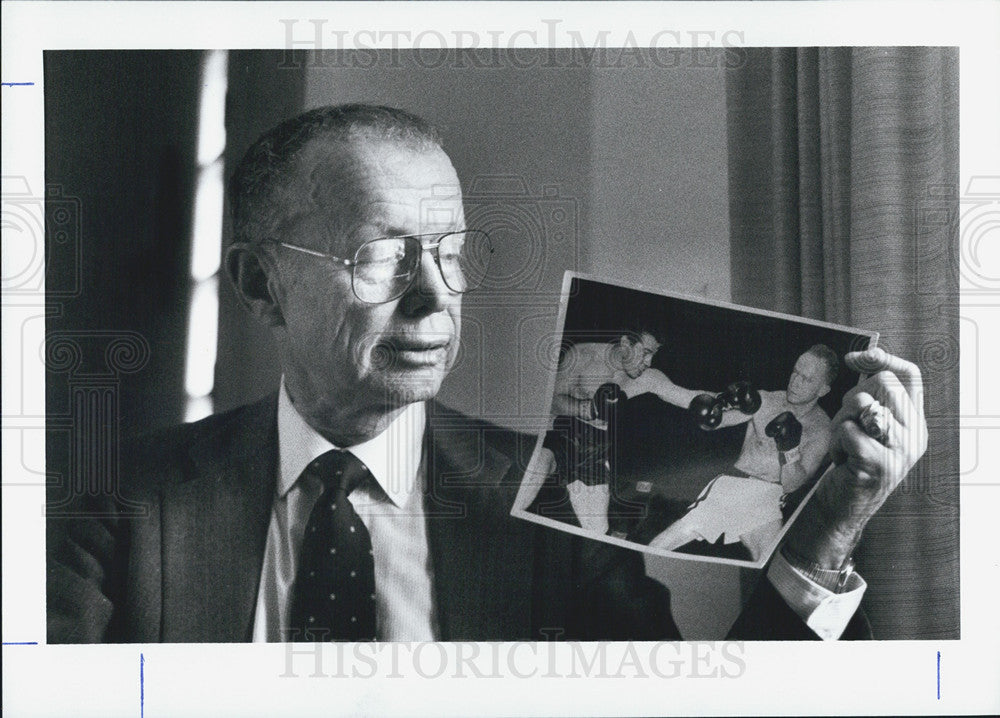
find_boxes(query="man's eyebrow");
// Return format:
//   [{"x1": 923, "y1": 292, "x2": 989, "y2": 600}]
[
  {"x1": 352, "y1": 217, "x2": 410, "y2": 237},
  {"x1": 375, "y1": 224, "x2": 466, "y2": 238},
  {"x1": 371, "y1": 223, "x2": 411, "y2": 237}
]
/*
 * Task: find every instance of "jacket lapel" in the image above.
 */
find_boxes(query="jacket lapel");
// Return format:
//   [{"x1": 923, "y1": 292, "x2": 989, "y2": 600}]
[
  {"x1": 158, "y1": 396, "x2": 539, "y2": 641},
  {"x1": 423, "y1": 404, "x2": 536, "y2": 640},
  {"x1": 160, "y1": 395, "x2": 277, "y2": 642}
]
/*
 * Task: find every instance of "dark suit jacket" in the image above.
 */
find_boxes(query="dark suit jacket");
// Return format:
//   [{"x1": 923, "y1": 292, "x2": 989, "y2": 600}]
[{"x1": 47, "y1": 395, "x2": 868, "y2": 642}]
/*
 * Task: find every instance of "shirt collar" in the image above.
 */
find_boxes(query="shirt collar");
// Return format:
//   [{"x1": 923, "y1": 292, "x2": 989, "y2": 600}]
[{"x1": 276, "y1": 378, "x2": 425, "y2": 508}]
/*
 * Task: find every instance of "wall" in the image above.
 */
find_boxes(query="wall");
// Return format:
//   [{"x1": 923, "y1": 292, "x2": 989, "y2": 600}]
[{"x1": 587, "y1": 59, "x2": 731, "y2": 299}]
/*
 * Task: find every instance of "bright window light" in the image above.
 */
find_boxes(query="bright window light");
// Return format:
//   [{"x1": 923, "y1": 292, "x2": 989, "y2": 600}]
[
  {"x1": 196, "y1": 50, "x2": 229, "y2": 166},
  {"x1": 184, "y1": 395, "x2": 214, "y2": 423},
  {"x1": 184, "y1": 275, "x2": 219, "y2": 398},
  {"x1": 184, "y1": 50, "x2": 229, "y2": 421},
  {"x1": 190, "y1": 160, "x2": 225, "y2": 281}
]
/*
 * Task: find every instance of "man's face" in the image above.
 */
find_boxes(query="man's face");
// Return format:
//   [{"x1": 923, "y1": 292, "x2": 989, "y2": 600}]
[
  {"x1": 620, "y1": 332, "x2": 661, "y2": 379},
  {"x1": 786, "y1": 351, "x2": 831, "y2": 406},
  {"x1": 272, "y1": 139, "x2": 465, "y2": 425}
]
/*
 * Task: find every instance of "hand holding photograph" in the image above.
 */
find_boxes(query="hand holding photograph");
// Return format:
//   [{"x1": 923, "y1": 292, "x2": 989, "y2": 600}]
[
  {"x1": 513, "y1": 273, "x2": 878, "y2": 569},
  {"x1": 10, "y1": 6, "x2": 988, "y2": 709}
]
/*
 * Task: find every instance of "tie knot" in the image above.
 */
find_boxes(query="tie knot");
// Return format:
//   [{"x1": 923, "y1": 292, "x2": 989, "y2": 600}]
[{"x1": 307, "y1": 449, "x2": 371, "y2": 495}]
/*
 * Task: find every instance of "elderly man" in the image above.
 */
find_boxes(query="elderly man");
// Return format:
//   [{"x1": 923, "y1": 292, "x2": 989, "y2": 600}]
[{"x1": 48, "y1": 104, "x2": 928, "y2": 642}]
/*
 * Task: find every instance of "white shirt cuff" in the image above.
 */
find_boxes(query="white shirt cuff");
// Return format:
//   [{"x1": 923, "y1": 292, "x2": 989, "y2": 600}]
[{"x1": 767, "y1": 551, "x2": 867, "y2": 640}]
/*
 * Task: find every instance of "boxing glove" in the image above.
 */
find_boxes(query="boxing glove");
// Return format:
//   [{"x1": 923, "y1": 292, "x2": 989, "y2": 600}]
[
  {"x1": 722, "y1": 381, "x2": 762, "y2": 415},
  {"x1": 765, "y1": 411, "x2": 803, "y2": 453},
  {"x1": 592, "y1": 382, "x2": 626, "y2": 423},
  {"x1": 689, "y1": 393, "x2": 724, "y2": 430}
]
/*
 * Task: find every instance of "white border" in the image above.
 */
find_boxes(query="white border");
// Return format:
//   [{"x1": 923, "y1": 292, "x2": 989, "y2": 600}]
[{"x1": 3, "y1": 2, "x2": 998, "y2": 716}]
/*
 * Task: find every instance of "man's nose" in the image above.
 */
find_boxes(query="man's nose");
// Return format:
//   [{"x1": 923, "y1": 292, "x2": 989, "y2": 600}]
[{"x1": 399, "y1": 249, "x2": 455, "y2": 316}]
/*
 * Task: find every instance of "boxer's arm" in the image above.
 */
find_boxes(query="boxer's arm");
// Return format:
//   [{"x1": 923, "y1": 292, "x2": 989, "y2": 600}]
[
  {"x1": 713, "y1": 407, "x2": 756, "y2": 428},
  {"x1": 783, "y1": 424, "x2": 833, "y2": 493},
  {"x1": 626, "y1": 370, "x2": 754, "y2": 429},
  {"x1": 551, "y1": 388, "x2": 593, "y2": 419},
  {"x1": 551, "y1": 347, "x2": 594, "y2": 418},
  {"x1": 622, "y1": 368, "x2": 699, "y2": 407}
]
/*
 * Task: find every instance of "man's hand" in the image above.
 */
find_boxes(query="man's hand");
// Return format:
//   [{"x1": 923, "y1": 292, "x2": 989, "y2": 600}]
[
  {"x1": 829, "y1": 347, "x2": 928, "y2": 512},
  {"x1": 782, "y1": 348, "x2": 928, "y2": 569}
]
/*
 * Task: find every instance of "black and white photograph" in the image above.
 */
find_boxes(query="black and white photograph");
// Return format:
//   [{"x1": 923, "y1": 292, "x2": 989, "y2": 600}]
[
  {"x1": 39, "y1": 45, "x2": 953, "y2": 647},
  {"x1": 3, "y1": 2, "x2": 995, "y2": 714},
  {"x1": 514, "y1": 274, "x2": 877, "y2": 568}
]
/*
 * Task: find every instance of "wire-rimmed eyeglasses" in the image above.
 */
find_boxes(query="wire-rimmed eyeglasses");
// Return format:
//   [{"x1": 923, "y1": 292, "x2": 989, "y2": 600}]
[{"x1": 262, "y1": 230, "x2": 493, "y2": 305}]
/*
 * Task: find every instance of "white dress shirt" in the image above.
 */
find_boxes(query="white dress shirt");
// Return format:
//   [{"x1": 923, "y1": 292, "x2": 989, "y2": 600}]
[{"x1": 252, "y1": 382, "x2": 437, "y2": 642}]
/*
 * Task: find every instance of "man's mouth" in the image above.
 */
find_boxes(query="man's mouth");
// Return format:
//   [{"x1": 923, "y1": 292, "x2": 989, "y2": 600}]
[{"x1": 380, "y1": 338, "x2": 451, "y2": 367}]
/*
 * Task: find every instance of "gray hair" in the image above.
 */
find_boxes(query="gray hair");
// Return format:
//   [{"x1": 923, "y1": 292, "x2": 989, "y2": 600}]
[{"x1": 228, "y1": 104, "x2": 443, "y2": 247}]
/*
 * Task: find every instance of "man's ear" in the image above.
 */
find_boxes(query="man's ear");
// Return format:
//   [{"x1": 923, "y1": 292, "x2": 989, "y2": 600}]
[{"x1": 225, "y1": 243, "x2": 285, "y2": 328}]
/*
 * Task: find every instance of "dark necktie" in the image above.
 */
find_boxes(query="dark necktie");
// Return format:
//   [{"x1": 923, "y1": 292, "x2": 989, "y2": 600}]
[{"x1": 289, "y1": 449, "x2": 377, "y2": 641}]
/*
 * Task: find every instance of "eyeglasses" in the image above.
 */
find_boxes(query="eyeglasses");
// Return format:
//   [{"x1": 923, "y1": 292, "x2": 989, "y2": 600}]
[{"x1": 264, "y1": 230, "x2": 493, "y2": 304}]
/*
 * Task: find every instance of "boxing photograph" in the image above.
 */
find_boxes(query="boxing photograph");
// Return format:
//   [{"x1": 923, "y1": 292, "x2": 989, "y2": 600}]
[{"x1": 513, "y1": 273, "x2": 877, "y2": 568}]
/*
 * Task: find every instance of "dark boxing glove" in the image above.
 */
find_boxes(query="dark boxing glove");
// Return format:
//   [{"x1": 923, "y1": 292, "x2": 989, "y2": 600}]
[
  {"x1": 689, "y1": 393, "x2": 724, "y2": 430},
  {"x1": 592, "y1": 382, "x2": 626, "y2": 423},
  {"x1": 765, "y1": 411, "x2": 803, "y2": 462},
  {"x1": 721, "y1": 381, "x2": 762, "y2": 415}
]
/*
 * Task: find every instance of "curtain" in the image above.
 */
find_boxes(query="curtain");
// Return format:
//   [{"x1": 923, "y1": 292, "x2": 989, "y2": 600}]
[{"x1": 726, "y1": 47, "x2": 959, "y2": 639}]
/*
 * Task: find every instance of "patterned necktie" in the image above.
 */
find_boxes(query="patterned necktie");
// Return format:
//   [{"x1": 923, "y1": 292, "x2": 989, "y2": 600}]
[{"x1": 289, "y1": 449, "x2": 377, "y2": 641}]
